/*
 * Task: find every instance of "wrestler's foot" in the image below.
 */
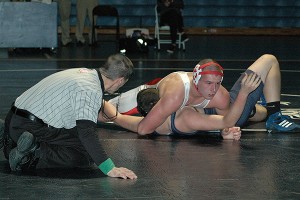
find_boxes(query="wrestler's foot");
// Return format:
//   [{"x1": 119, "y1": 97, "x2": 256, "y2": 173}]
[
  {"x1": 167, "y1": 44, "x2": 176, "y2": 53},
  {"x1": 0, "y1": 119, "x2": 4, "y2": 149},
  {"x1": 9, "y1": 131, "x2": 38, "y2": 171},
  {"x1": 266, "y1": 112, "x2": 300, "y2": 132}
]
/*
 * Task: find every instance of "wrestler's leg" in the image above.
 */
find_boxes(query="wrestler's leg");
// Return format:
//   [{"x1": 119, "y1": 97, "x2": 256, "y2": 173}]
[
  {"x1": 229, "y1": 70, "x2": 264, "y2": 126},
  {"x1": 248, "y1": 104, "x2": 267, "y2": 122},
  {"x1": 243, "y1": 54, "x2": 299, "y2": 131},
  {"x1": 247, "y1": 54, "x2": 280, "y2": 103}
]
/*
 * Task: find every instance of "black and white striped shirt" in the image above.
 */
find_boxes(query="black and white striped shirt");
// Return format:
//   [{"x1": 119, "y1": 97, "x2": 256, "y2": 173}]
[
  {"x1": 14, "y1": 68, "x2": 113, "y2": 170},
  {"x1": 15, "y1": 68, "x2": 103, "y2": 129}
]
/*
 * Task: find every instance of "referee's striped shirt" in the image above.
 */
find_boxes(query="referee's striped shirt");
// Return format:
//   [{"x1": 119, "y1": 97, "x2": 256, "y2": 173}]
[{"x1": 15, "y1": 68, "x2": 103, "y2": 129}]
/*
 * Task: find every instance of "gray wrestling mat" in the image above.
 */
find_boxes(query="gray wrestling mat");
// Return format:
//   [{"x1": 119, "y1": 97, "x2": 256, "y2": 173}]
[
  {"x1": 1, "y1": 101, "x2": 299, "y2": 199},
  {"x1": 1, "y1": 127, "x2": 300, "y2": 199},
  {"x1": 1, "y1": 34, "x2": 300, "y2": 199}
]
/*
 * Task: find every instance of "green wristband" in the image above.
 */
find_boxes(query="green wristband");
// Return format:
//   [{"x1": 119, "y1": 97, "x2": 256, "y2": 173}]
[{"x1": 98, "y1": 158, "x2": 115, "y2": 175}]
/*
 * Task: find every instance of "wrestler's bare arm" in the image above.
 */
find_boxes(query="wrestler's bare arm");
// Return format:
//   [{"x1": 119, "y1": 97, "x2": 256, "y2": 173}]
[
  {"x1": 137, "y1": 78, "x2": 185, "y2": 135},
  {"x1": 98, "y1": 101, "x2": 143, "y2": 133},
  {"x1": 137, "y1": 93, "x2": 182, "y2": 135},
  {"x1": 209, "y1": 85, "x2": 231, "y2": 116}
]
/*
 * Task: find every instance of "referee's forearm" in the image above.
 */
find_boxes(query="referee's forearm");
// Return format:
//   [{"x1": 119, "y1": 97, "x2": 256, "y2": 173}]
[{"x1": 76, "y1": 120, "x2": 110, "y2": 168}]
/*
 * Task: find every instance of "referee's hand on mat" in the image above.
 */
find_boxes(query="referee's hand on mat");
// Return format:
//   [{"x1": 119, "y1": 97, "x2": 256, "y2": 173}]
[{"x1": 107, "y1": 167, "x2": 137, "y2": 179}]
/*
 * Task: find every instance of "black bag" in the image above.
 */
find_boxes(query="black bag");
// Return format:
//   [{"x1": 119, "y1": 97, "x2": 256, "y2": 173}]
[{"x1": 119, "y1": 30, "x2": 149, "y2": 53}]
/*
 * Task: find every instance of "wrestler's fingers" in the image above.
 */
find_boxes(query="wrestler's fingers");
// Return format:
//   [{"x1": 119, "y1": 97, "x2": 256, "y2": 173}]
[
  {"x1": 222, "y1": 128, "x2": 229, "y2": 135},
  {"x1": 253, "y1": 75, "x2": 262, "y2": 87},
  {"x1": 241, "y1": 73, "x2": 248, "y2": 85},
  {"x1": 243, "y1": 73, "x2": 262, "y2": 92},
  {"x1": 235, "y1": 127, "x2": 241, "y2": 132},
  {"x1": 241, "y1": 73, "x2": 255, "y2": 87},
  {"x1": 247, "y1": 73, "x2": 260, "y2": 85},
  {"x1": 234, "y1": 137, "x2": 240, "y2": 141},
  {"x1": 233, "y1": 131, "x2": 241, "y2": 140},
  {"x1": 233, "y1": 131, "x2": 241, "y2": 137},
  {"x1": 233, "y1": 135, "x2": 241, "y2": 140}
]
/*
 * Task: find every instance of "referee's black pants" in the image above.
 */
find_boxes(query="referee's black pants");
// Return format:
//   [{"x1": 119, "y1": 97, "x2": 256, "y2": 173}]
[{"x1": 4, "y1": 110, "x2": 93, "y2": 169}]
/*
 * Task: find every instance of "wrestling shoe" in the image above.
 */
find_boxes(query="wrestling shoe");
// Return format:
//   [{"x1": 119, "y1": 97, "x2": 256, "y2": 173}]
[
  {"x1": 266, "y1": 112, "x2": 300, "y2": 132},
  {"x1": 0, "y1": 119, "x2": 4, "y2": 149},
  {"x1": 9, "y1": 131, "x2": 38, "y2": 171}
]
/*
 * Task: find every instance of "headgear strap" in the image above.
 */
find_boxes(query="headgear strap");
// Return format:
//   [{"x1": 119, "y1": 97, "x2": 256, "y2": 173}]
[{"x1": 193, "y1": 61, "x2": 224, "y2": 89}]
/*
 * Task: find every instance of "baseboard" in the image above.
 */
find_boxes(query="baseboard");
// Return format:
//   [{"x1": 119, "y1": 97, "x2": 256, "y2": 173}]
[{"x1": 59, "y1": 27, "x2": 300, "y2": 36}]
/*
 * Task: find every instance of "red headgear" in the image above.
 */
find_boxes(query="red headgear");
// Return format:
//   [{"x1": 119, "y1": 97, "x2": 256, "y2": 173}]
[{"x1": 193, "y1": 62, "x2": 224, "y2": 89}]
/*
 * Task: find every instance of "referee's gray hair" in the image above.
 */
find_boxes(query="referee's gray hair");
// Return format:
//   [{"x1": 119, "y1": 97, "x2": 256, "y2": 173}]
[{"x1": 99, "y1": 54, "x2": 134, "y2": 80}]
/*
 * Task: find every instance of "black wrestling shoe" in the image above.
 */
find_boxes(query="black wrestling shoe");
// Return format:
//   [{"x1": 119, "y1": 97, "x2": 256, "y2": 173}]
[
  {"x1": 9, "y1": 131, "x2": 38, "y2": 171},
  {"x1": 0, "y1": 119, "x2": 4, "y2": 149}
]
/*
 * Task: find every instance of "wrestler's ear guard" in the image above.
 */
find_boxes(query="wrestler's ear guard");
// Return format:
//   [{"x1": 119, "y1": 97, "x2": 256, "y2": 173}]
[{"x1": 193, "y1": 62, "x2": 224, "y2": 89}]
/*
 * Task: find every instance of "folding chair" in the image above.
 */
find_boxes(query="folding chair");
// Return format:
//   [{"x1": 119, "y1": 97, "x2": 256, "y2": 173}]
[
  {"x1": 91, "y1": 5, "x2": 120, "y2": 48},
  {"x1": 154, "y1": 5, "x2": 185, "y2": 51}
]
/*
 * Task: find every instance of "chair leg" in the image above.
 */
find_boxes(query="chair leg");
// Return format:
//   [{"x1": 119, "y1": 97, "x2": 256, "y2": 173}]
[
  {"x1": 182, "y1": 41, "x2": 185, "y2": 51},
  {"x1": 157, "y1": 39, "x2": 161, "y2": 50},
  {"x1": 116, "y1": 32, "x2": 119, "y2": 51},
  {"x1": 92, "y1": 27, "x2": 96, "y2": 46},
  {"x1": 178, "y1": 33, "x2": 182, "y2": 49},
  {"x1": 156, "y1": 34, "x2": 161, "y2": 50}
]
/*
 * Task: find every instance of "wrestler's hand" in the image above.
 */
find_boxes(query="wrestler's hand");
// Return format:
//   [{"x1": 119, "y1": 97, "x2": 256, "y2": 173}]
[
  {"x1": 221, "y1": 127, "x2": 241, "y2": 140},
  {"x1": 107, "y1": 167, "x2": 137, "y2": 179},
  {"x1": 98, "y1": 101, "x2": 118, "y2": 122},
  {"x1": 240, "y1": 73, "x2": 262, "y2": 95}
]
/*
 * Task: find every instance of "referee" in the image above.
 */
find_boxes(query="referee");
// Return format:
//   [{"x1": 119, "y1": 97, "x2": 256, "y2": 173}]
[{"x1": 2, "y1": 54, "x2": 137, "y2": 179}]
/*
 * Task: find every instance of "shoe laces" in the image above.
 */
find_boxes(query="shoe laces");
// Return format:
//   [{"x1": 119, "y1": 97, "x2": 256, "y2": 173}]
[{"x1": 273, "y1": 114, "x2": 293, "y2": 124}]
